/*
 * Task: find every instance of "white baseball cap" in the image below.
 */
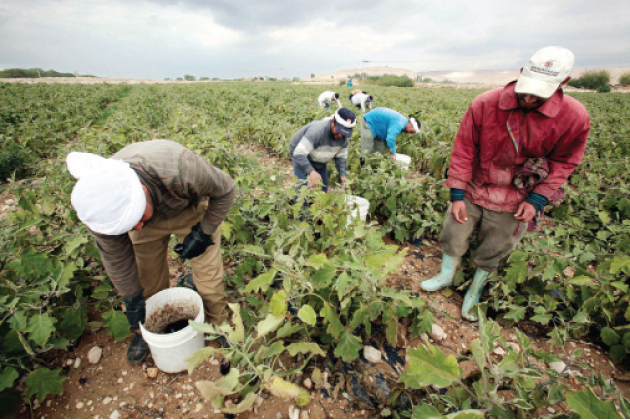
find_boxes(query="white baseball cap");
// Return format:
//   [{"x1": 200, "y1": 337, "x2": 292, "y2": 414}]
[{"x1": 515, "y1": 46, "x2": 574, "y2": 99}]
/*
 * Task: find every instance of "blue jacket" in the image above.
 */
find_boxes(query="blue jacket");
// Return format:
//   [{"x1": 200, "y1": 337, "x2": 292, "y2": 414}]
[{"x1": 364, "y1": 108, "x2": 408, "y2": 153}]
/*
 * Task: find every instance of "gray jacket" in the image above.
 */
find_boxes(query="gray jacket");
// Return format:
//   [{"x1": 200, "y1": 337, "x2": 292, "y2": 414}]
[{"x1": 289, "y1": 117, "x2": 348, "y2": 177}]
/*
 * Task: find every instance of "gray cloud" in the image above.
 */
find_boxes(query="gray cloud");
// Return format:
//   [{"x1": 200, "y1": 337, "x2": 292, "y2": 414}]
[{"x1": 0, "y1": 0, "x2": 628, "y2": 79}]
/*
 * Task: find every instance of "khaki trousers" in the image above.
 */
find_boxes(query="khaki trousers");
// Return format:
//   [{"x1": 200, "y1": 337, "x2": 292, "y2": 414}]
[
  {"x1": 360, "y1": 116, "x2": 385, "y2": 156},
  {"x1": 440, "y1": 198, "x2": 528, "y2": 272},
  {"x1": 128, "y1": 199, "x2": 228, "y2": 324}
]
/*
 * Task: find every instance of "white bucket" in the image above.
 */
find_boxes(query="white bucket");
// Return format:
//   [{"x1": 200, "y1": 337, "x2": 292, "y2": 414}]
[
  {"x1": 395, "y1": 154, "x2": 412, "y2": 170},
  {"x1": 345, "y1": 195, "x2": 370, "y2": 226},
  {"x1": 139, "y1": 288, "x2": 205, "y2": 373}
]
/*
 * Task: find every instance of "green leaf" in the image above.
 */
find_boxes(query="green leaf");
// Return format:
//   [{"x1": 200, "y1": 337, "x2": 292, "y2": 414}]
[
  {"x1": 530, "y1": 313, "x2": 552, "y2": 325},
  {"x1": 244, "y1": 269, "x2": 277, "y2": 293},
  {"x1": 25, "y1": 368, "x2": 67, "y2": 403},
  {"x1": 321, "y1": 303, "x2": 345, "y2": 340},
  {"x1": 505, "y1": 261, "x2": 528, "y2": 283},
  {"x1": 611, "y1": 256, "x2": 630, "y2": 274},
  {"x1": 257, "y1": 341, "x2": 286, "y2": 359},
  {"x1": 333, "y1": 330, "x2": 363, "y2": 362},
  {"x1": 469, "y1": 340, "x2": 486, "y2": 370},
  {"x1": 565, "y1": 386, "x2": 621, "y2": 419},
  {"x1": 102, "y1": 310, "x2": 132, "y2": 341},
  {"x1": 286, "y1": 342, "x2": 326, "y2": 357},
  {"x1": 276, "y1": 322, "x2": 303, "y2": 338},
  {"x1": 601, "y1": 327, "x2": 620, "y2": 346},
  {"x1": 570, "y1": 276, "x2": 595, "y2": 287},
  {"x1": 227, "y1": 303, "x2": 245, "y2": 343},
  {"x1": 0, "y1": 367, "x2": 19, "y2": 392},
  {"x1": 222, "y1": 392, "x2": 257, "y2": 414},
  {"x1": 504, "y1": 306, "x2": 527, "y2": 322},
  {"x1": 311, "y1": 265, "x2": 337, "y2": 289},
  {"x1": 63, "y1": 236, "x2": 88, "y2": 256},
  {"x1": 335, "y1": 272, "x2": 355, "y2": 300},
  {"x1": 187, "y1": 347, "x2": 221, "y2": 374},
  {"x1": 9, "y1": 246, "x2": 54, "y2": 278},
  {"x1": 25, "y1": 313, "x2": 56, "y2": 347},
  {"x1": 267, "y1": 376, "x2": 301, "y2": 400},
  {"x1": 257, "y1": 314, "x2": 284, "y2": 337},
  {"x1": 447, "y1": 410, "x2": 485, "y2": 419},
  {"x1": 297, "y1": 305, "x2": 317, "y2": 326},
  {"x1": 270, "y1": 291, "x2": 287, "y2": 317},
  {"x1": 399, "y1": 344, "x2": 463, "y2": 389},
  {"x1": 412, "y1": 403, "x2": 442, "y2": 419}
]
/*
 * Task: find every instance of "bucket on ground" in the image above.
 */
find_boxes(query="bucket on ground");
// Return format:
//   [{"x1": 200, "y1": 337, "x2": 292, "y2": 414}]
[
  {"x1": 345, "y1": 195, "x2": 369, "y2": 226},
  {"x1": 139, "y1": 287, "x2": 205, "y2": 373},
  {"x1": 395, "y1": 153, "x2": 412, "y2": 170}
]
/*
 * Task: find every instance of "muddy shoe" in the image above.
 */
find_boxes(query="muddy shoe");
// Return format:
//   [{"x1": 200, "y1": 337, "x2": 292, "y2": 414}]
[{"x1": 127, "y1": 334, "x2": 149, "y2": 364}]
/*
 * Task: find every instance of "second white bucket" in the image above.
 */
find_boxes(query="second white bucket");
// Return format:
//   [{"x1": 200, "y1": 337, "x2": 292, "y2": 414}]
[
  {"x1": 139, "y1": 287, "x2": 205, "y2": 373},
  {"x1": 345, "y1": 195, "x2": 370, "y2": 226},
  {"x1": 395, "y1": 153, "x2": 412, "y2": 170}
]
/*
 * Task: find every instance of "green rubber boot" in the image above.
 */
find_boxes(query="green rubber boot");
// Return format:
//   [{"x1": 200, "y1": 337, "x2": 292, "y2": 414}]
[
  {"x1": 420, "y1": 254, "x2": 461, "y2": 292},
  {"x1": 462, "y1": 268, "x2": 491, "y2": 321}
]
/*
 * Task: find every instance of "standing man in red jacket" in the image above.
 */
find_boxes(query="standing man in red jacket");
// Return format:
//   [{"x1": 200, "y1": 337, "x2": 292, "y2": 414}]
[{"x1": 420, "y1": 46, "x2": 590, "y2": 321}]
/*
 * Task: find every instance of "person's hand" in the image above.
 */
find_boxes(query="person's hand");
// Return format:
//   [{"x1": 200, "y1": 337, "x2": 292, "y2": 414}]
[
  {"x1": 340, "y1": 176, "x2": 347, "y2": 192},
  {"x1": 392, "y1": 153, "x2": 397, "y2": 161},
  {"x1": 308, "y1": 170, "x2": 323, "y2": 188},
  {"x1": 174, "y1": 222, "x2": 215, "y2": 260},
  {"x1": 451, "y1": 201, "x2": 468, "y2": 224},
  {"x1": 515, "y1": 202, "x2": 536, "y2": 223}
]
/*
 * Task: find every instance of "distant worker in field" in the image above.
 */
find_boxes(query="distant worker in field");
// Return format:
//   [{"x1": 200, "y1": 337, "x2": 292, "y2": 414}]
[
  {"x1": 67, "y1": 140, "x2": 236, "y2": 364},
  {"x1": 349, "y1": 90, "x2": 373, "y2": 112},
  {"x1": 290, "y1": 107, "x2": 356, "y2": 193},
  {"x1": 360, "y1": 107, "x2": 420, "y2": 163},
  {"x1": 318, "y1": 91, "x2": 342, "y2": 109},
  {"x1": 420, "y1": 46, "x2": 590, "y2": 321}
]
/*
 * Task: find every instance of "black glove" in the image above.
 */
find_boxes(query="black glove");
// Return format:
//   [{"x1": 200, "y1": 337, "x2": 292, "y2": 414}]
[
  {"x1": 124, "y1": 294, "x2": 146, "y2": 331},
  {"x1": 174, "y1": 222, "x2": 215, "y2": 260}
]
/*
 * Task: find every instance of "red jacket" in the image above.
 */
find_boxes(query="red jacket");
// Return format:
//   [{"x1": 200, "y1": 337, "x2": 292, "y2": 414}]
[{"x1": 445, "y1": 82, "x2": 590, "y2": 213}]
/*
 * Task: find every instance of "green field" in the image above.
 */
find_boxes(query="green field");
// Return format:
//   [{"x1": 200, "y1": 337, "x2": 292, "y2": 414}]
[{"x1": 1, "y1": 81, "x2": 630, "y2": 418}]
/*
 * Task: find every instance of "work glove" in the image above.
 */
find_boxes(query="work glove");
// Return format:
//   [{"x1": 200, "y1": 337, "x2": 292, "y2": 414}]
[
  {"x1": 124, "y1": 293, "x2": 146, "y2": 331},
  {"x1": 174, "y1": 222, "x2": 215, "y2": 260}
]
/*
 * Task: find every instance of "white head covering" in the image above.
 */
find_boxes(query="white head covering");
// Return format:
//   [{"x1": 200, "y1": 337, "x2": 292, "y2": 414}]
[
  {"x1": 66, "y1": 152, "x2": 146, "y2": 235},
  {"x1": 409, "y1": 118, "x2": 420, "y2": 133},
  {"x1": 515, "y1": 46, "x2": 574, "y2": 99}
]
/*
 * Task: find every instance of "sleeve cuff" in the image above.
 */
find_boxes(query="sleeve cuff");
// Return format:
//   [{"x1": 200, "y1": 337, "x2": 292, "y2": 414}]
[
  {"x1": 450, "y1": 188, "x2": 465, "y2": 201},
  {"x1": 525, "y1": 193, "x2": 548, "y2": 212}
]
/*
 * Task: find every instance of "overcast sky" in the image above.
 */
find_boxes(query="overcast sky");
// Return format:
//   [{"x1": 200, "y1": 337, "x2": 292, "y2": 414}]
[{"x1": 1, "y1": 0, "x2": 629, "y2": 79}]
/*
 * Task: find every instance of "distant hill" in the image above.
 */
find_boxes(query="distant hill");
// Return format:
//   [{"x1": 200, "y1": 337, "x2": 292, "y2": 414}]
[
  {"x1": 0, "y1": 68, "x2": 95, "y2": 78},
  {"x1": 301, "y1": 65, "x2": 630, "y2": 86}
]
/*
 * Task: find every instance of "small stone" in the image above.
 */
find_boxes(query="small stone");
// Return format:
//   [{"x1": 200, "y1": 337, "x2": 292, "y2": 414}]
[
  {"x1": 88, "y1": 347, "x2": 103, "y2": 364},
  {"x1": 147, "y1": 368, "x2": 158, "y2": 379},
  {"x1": 175, "y1": 393, "x2": 183, "y2": 399},
  {"x1": 109, "y1": 410, "x2": 120, "y2": 419},
  {"x1": 420, "y1": 333, "x2": 429, "y2": 341},
  {"x1": 429, "y1": 324, "x2": 447, "y2": 341},
  {"x1": 303, "y1": 378, "x2": 313, "y2": 390},
  {"x1": 87, "y1": 400, "x2": 93, "y2": 406},
  {"x1": 210, "y1": 358, "x2": 219, "y2": 365},
  {"x1": 103, "y1": 397, "x2": 112, "y2": 405},
  {"x1": 549, "y1": 361, "x2": 566, "y2": 374},
  {"x1": 182, "y1": 408, "x2": 189, "y2": 414},
  {"x1": 289, "y1": 405, "x2": 300, "y2": 419},
  {"x1": 122, "y1": 370, "x2": 127, "y2": 376},
  {"x1": 66, "y1": 359, "x2": 74, "y2": 367},
  {"x1": 548, "y1": 407, "x2": 556, "y2": 414},
  {"x1": 76, "y1": 402, "x2": 84, "y2": 409},
  {"x1": 73, "y1": 358, "x2": 82, "y2": 369},
  {"x1": 300, "y1": 409, "x2": 310, "y2": 419},
  {"x1": 507, "y1": 342, "x2": 521, "y2": 353},
  {"x1": 276, "y1": 411, "x2": 283, "y2": 419},
  {"x1": 117, "y1": 378, "x2": 123, "y2": 384},
  {"x1": 493, "y1": 347, "x2": 506, "y2": 356},
  {"x1": 195, "y1": 403, "x2": 203, "y2": 413},
  {"x1": 148, "y1": 403, "x2": 154, "y2": 409},
  {"x1": 213, "y1": 409, "x2": 222, "y2": 414},
  {"x1": 363, "y1": 346, "x2": 382, "y2": 364},
  {"x1": 224, "y1": 400, "x2": 233, "y2": 407}
]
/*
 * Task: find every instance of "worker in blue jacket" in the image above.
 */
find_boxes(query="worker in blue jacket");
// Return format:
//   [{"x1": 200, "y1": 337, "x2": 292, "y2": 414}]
[{"x1": 360, "y1": 107, "x2": 420, "y2": 162}]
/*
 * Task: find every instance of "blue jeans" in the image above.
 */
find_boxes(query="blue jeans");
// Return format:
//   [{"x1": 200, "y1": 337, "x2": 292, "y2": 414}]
[{"x1": 292, "y1": 159, "x2": 329, "y2": 194}]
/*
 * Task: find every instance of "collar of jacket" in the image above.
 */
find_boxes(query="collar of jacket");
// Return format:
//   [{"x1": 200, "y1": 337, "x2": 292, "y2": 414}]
[{"x1": 498, "y1": 80, "x2": 564, "y2": 118}]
